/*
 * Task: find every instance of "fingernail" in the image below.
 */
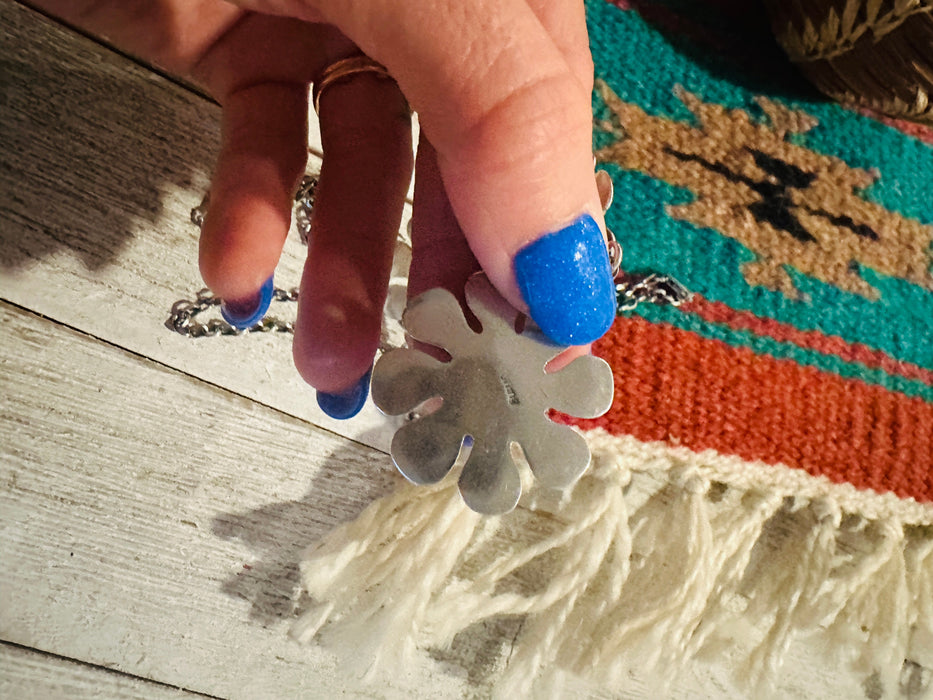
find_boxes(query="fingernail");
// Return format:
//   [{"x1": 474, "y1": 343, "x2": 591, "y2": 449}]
[
  {"x1": 513, "y1": 214, "x2": 616, "y2": 345},
  {"x1": 316, "y1": 367, "x2": 372, "y2": 420},
  {"x1": 220, "y1": 276, "x2": 275, "y2": 330}
]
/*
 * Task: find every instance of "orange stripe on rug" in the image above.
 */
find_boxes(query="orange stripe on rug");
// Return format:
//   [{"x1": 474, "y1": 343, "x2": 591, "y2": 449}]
[
  {"x1": 679, "y1": 296, "x2": 933, "y2": 385},
  {"x1": 857, "y1": 108, "x2": 933, "y2": 145},
  {"x1": 569, "y1": 315, "x2": 933, "y2": 503}
]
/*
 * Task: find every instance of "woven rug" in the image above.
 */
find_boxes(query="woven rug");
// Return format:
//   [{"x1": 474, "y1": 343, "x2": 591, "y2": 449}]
[{"x1": 295, "y1": 1, "x2": 933, "y2": 696}]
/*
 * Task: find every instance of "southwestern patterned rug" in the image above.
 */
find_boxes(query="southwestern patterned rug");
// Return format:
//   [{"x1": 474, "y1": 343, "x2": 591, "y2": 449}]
[{"x1": 296, "y1": 1, "x2": 933, "y2": 696}]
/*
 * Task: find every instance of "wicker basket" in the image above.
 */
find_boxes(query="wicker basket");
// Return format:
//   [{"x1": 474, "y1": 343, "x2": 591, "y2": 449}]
[{"x1": 764, "y1": 0, "x2": 933, "y2": 124}]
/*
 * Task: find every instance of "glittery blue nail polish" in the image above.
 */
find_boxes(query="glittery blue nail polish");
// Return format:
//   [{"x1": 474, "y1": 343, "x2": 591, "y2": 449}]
[
  {"x1": 317, "y1": 367, "x2": 372, "y2": 420},
  {"x1": 220, "y1": 276, "x2": 275, "y2": 330},
  {"x1": 513, "y1": 214, "x2": 616, "y2": 345}
]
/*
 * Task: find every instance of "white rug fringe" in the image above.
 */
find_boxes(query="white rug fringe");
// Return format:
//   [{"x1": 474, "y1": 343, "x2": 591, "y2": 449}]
[{"x1": 294, "y1": 430, "x2": 933, "y2": 696}]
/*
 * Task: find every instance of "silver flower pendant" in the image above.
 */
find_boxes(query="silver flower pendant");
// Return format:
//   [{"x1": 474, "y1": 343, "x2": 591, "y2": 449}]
[{"x1": 371, "y1": 273, "x2": 614, "y2": 515}]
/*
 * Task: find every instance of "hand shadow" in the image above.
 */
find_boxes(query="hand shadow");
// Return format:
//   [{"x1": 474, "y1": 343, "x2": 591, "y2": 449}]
[
  {"x1": 211, "y1": 442, "x2": 399, "y2": 627},
  {"x1": 212, "y1": 440, "x2": 524, "y2": 690},
  {"x1": 0, "y1": 3, "x2": 219, "y2": 272}
]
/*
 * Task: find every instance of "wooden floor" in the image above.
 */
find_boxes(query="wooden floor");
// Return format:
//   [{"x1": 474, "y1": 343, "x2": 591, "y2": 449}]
[{"x1": 1, "y1": 3, "x2": 926, "y2": 698}]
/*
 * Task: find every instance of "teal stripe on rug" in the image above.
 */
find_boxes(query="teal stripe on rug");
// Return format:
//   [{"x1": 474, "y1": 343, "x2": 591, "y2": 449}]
[
  {"x1": 588, "y1": 0, "x2": 933, "y2": 371},
  {"x1": 629, "y1": 302, "x2": 933, "y2": 402}
]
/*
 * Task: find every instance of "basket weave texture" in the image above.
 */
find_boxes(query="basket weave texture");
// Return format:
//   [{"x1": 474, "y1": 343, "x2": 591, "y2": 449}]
[{"x1": 765, "y1": 0, "x2": 933, "y2": 124}]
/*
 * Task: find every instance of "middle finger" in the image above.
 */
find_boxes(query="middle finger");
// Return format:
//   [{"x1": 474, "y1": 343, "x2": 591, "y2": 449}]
[{"x1": 293, "y1": 44, "x2": 414, "y2": 412}]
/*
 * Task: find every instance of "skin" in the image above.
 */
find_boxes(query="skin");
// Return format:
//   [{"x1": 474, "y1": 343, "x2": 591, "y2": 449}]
[{"x1": 36, "y1": 0, "x2": 601, "y2": 393}]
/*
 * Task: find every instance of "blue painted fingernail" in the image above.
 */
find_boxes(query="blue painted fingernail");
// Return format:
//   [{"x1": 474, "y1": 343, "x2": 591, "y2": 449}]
[
  {"x1": 220, "y1": 276, "x2": 275, "y2": 330},
  {"x1": 513, "y1": 214, "x2": 616, "y2": 345},
  {"x1": 317, "y1": 367, "x2": 372, "y2": 420}
]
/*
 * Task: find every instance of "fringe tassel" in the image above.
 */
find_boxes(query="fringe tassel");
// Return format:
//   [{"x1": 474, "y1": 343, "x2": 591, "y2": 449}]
[
  {"x1": 294, "y1": 430, "x2": 933, "y2": 695},
  {"x1": 293, "y1": 478, "x2": 482, "y2": 676}
]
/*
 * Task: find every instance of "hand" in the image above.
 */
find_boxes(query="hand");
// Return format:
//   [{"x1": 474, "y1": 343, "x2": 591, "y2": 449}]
[{"x1": 38, "y1": 0, "x2": 616, "y2": 417}]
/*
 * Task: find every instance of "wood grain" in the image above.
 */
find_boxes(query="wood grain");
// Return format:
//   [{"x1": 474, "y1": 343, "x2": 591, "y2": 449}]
[
  {"x1": 0, "y1": 642, "x2": 208, "y2": 699},
  {"x1": 0, "y1": 1, "x2": 410, "y2": 454},
  {"x1": 0, "y1": 300, "x2": 470, "y2": 698},
  {"x1": 0, "y1": 302, "x2": 880, "y2": 699}
]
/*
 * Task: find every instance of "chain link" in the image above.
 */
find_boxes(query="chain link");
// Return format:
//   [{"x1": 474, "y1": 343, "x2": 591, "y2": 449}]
[
  {"x1": 616, "y1": 272, "x2": 692, "y2": 311},
  {"x1": 165, "y1": 176, "x2": 317, "y2": 337},
  {"x1": 293, "y1": 175, "x2": 318, "y2": 245},
  {"x1": 190, "y1": 192, "x2": 209, "y2": 228},
  {"x1": 168, "y1": 171, "x2": 690, "y2": 337},
  {"x1": 166, "y1": 273, "x2": 691, "y2": 338},
  {"x1": 166, "y1": 287, "x2": 299, "y2": 337}
]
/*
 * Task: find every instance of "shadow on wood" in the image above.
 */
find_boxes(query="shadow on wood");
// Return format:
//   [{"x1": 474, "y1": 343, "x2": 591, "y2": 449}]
[
  {"x1": 211, "y1": 443, "x2": 397, "y2": 626},
  {"x1": 0, "y1": 2, "x2": 220, "y2": 272},
  {"x1": 210, "y1": 444, "x2": 527, "y2": 690}
]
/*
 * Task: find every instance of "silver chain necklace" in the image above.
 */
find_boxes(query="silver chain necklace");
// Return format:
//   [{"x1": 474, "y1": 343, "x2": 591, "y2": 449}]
[{"x1": 166, "y1": 174, "x2": 690, "y2": 338}]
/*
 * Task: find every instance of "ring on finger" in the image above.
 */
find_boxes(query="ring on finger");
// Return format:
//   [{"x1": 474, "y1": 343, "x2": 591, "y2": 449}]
[{"x1": 312, "y1": 55, "x2": 396, "y2": 115}]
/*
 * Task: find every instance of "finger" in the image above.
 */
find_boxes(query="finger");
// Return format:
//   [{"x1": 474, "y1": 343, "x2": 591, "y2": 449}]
[
  {"x1": 409, "y1": 141, "x2": 590, "y2": 368},
  {"x1": 493, "y1": 1, "x2": 596, "y2": 365},
  {"x1": 408, "y1": 138, "x2": 479, "y2": 304},
  {"x1": 198, "y1": 80, "x2": 308, "y2": 308},
  {"x1": 526, "y1": 0, "x2": 594, "y2": 92},
  {"x1": 405, "y1": 0, "x2": 603, "y2": 299},
  {"x1": 409, "y1": 139, "x2": 592, "y2": 375},
  {"x1": 292, "y1": 59, "x2": 413, "y2": 404},
  {"x1": 195, "y1": 15, "x2": 344, "y2": 320},
  {"x1": 308, "y1": 0, "x2": 614, "y2": 346}
]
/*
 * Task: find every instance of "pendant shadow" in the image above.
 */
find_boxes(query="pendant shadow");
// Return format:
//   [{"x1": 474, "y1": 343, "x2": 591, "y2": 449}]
[{"x1": 210, "y1": 439, "x2": 526, "y2": 690}]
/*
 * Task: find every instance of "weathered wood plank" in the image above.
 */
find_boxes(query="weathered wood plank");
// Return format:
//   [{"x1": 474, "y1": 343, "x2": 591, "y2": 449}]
[
  {"x1": 0, "y1": 301, "x2": 472, "y2": 698},
  {"x1": 0, "y1": 642, "x2": 208, "y2": 699},
  {"x1": 0, "y1": 299, "x2": 879, "y2": 699},
  {"x1": 0, "y1": 1, "x2": 410, "y2": 453}
]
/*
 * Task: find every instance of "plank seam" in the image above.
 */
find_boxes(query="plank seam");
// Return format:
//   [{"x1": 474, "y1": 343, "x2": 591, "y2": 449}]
[
  {"x1": 14, "y1": 0, "x2": 216, "y2": 105},
  {"x1": 0, "y1": 298, "x2": 387, "y2": 455},
  {"x1": 0, "y1": 640, "x2": 226, "y2": 699}
]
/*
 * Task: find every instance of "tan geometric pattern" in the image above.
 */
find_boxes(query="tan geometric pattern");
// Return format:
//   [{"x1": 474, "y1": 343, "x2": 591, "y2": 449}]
[{"x1": 595, "y1": 80, "x2": 933, "y2": 300}]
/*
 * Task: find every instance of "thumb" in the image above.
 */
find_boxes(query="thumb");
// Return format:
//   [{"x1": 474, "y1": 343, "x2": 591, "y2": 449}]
[{"x1": 309, "y1": 0, "x2": 615, "y2": 345}]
